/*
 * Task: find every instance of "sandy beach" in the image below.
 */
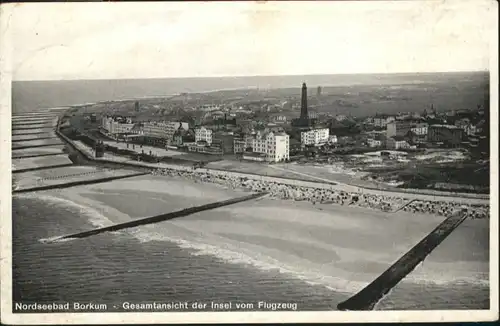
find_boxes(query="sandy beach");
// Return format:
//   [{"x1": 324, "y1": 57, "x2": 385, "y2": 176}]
[
  {"x1": 12, "y1": 166, "x2": 141, "y2": 190},
  {"x1": 36, "y1": 174, "x2": 488, "y2": 298}
]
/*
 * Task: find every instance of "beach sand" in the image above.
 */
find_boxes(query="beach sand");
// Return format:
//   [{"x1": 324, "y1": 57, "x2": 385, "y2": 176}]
[{"x1": 39, "y1": 174, "x2": 489, "y2": 298}]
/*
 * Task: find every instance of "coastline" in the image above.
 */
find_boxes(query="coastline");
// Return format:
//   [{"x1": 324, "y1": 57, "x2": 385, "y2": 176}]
[{"x1": 13, "y1": 173, "x2": 489, "y2": 309}]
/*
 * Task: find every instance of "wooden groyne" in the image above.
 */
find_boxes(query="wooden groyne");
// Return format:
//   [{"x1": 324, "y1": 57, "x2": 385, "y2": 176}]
[
  {"x1": 337, "y1": 209, "x2": 469, "y2": 311},
  {"x1": 12, "y1": 123, "x2": 53, "y2": 128},
  {"x1": 12, "y1": 136, "x2": 59, "y2": 143},
  {"x1": 13, "y1": 163, "x2": 75, "y2": 174},
  {"x1": 12, "y1": 143, "x2": 63, "y2": 150},
  {"x1": 12, "y1": 131, "x2": 57, "y2": 136},
  {"x1": 12, "y1": 153, "x2": 66, "y2": 160},
  {"x1": 12, "y1": 172, "x2": 148, "y2": 194},
  {"x1": 56, "y1": 192, "x2": 268, "y2": 240},
  {"x1": 11, "y1": 126, "x2": 55, "y2": 131}
]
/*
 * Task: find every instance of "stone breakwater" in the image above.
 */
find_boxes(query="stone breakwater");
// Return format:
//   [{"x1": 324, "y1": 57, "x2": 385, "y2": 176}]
[{"x1": 152, "y1": 168, "x2": 490, "y2": 220}]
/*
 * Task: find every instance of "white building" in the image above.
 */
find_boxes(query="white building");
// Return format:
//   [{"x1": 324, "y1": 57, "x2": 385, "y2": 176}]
[
  {"x1": 455, "y1": 119, "x2": 478, "y2": 136},
  {"x1": 386, "y1": 120, "x2": 413, "y2": 137},
  {"x1": 142, "y1": 121, "x2": 189, "y2": 143},
  {"x1": 328, "y1": 135, "x2": 338, "y2": 144},
  {"x1": 410, "y1": 123, "x2": 428, "y2": 136},
  {"x1": 101, "y1": 116, "x2": 136, "y2": 135},
  {"x1": 300, "y1": 128, "x2": 330, "y2": 146},
  {"x1": 249, "y1": 130, "x2": 289, "y2": 162},
  {"x1": 386, "y1": 137, "x2": 410, "y2": 149},
  {"x1": 195, "y1": 127, "x2": 213, "y2": 145},
  {"x1": 373, "y1": 116, "x2": 395, "y2": 128},
  {"x1": 367, "y1": 139, "x2": 382, "y2": 148}
]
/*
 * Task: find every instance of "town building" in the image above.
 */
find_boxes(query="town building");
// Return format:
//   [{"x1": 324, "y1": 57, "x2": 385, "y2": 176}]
[
  {"x1": 328, "y1": 135, "x2": 338, "y2": 144},
  {"x1": 367, "y1": 139, "x2": 382, "y2": 148},
  {"x1": 410, "y1": 123, "x2": 428, "y2": 136},
  {"x1": 386, "y1": 120, "x2": 413, "y2": 138},
  {"x1": 100, "y1": 116, "x2": 137, "y2": 135},
  {"x1": 427, "y1": 124, "x2": 464, "y2": 146},
  {"x1": 455, "y1": 118, "x2": 478, "y2": 136},
  {"x1": 373, "y1": 115, "x2": 395, "y2": 128},
  {"x1": 142, "y1": 121, "x2": 189, "y2": 145},
  {"x1": 212, "y1": 132, "x2": 235, "y2": 154},
  {"x1": 187, "y1": 142, "x2": 223, "y2": 155},
  {"x1": 386, "y1": 137, "x2": 410, "y2": 150},
  {"x1": 300, "y1": 128, "x2": 330, "y2": 146},
  {"x1": 195, "y1": 127, "x2": 213, "y2": 145},
  {"x1": 246, "y1": 130, "x2": 290, "y2": 162}
]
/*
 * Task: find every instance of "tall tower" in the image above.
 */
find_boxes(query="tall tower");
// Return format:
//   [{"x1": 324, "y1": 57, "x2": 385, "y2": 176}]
[{"x1": 300, "y1": 82, "x2": 308, "y2": 121}]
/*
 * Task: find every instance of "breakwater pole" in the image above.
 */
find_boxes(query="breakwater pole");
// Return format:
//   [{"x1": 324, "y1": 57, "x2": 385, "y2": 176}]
[
  {"x1": 12, "y1": 172, "x2": 149, "y2": 194},
  {"x1": 57, "y1": 192, "x2": 268, "y2": 240},
  {"x1": 337, "y1": 209, "x2": 469, "y2": 311}
]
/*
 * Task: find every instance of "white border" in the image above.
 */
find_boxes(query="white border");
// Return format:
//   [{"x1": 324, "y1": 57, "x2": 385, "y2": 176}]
[{"x1": 1, "y1": 1, "x2": 498, "y2": 324}]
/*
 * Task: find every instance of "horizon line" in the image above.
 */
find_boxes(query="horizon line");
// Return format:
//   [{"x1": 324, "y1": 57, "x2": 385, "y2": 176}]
[{"x1": 13, "y1": 70, "x2": 489, "y2": 83}]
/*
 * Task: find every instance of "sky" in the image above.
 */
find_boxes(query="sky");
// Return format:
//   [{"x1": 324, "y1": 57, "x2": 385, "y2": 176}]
[{"x1": 3, "y1": 0, "x2": 497, "y2": 81}]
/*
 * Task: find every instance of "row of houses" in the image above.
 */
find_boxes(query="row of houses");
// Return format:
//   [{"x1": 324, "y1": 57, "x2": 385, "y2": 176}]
[
  {"x1": 193, "y1": 126, "x2": 290, "y2": 162},
  {"x1": 364, "y1": 119, "x2": 481, "y2": 150},
  {"x1": 100, "y1": 116, "x2": 291, "y2": 163}
]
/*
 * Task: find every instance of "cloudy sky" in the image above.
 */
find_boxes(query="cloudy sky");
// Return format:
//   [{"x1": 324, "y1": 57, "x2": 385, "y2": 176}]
[{"x1": 5, "y1": 0, "x2": 496, "y2": 81}]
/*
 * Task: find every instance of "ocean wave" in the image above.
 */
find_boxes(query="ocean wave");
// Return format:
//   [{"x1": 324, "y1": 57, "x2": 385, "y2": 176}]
[
  {"x1": 16, "y1": 193, "x2": 115, "y2": 230},
  {"x1": 125, "y1": 227, "x2": 364, "y2": 294}
]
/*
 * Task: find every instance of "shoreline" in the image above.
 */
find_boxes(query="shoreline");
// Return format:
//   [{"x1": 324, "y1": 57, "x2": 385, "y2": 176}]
[{"x1": 14, "y1": 174, "x2": 489, "y2": 299}]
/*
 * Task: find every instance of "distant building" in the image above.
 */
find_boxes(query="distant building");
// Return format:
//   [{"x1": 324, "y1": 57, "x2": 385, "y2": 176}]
[
  {"x1": 195, "y1": 127, "x2": 213, "y2": 145},
  {"x1": 101, "y1": 116, "x2": 136, "y2": 135},
  {"x1": 427, "y1": 124, "x2": 464, "y2": 146},
  {"x1": 187, "y1": 142, "x2": 222, "y2": 155},
  {"x1": 410, "y1": 123, "x2": 428, "y2": 136},
  {"x1": 455, "y1": 118, "x2": 477, "y2": 136},
  {"x1": 373, "y1": 115, "x2": 395, "y2": 128},
  {"x1": 386, "y1": 137, "x2": 410, "y2": 150},
  {"x1": 386, "y1": 120, "x2": 413, "y2": 138},
  {"x1": 142, "y1": 121, "x2": 189, "y2": 145},
  {"x1": 335, "y1": 115, "x2": 348, "y2": 122},
  {"x1": 212, "y1": 132, "x2": 235, "y2": 154},
  {"x1": 328, "y1": 135, "x2": 338, "y2": 144},
  {"x1": 300, "y1": 128, "x2": 329, "y2": 146},
  {"x1": 317, "y1": 86, "x2": 322, "y2": 97},
  {"x1": 367, "y1": 139, "x2": 382, "y2": 148}
]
